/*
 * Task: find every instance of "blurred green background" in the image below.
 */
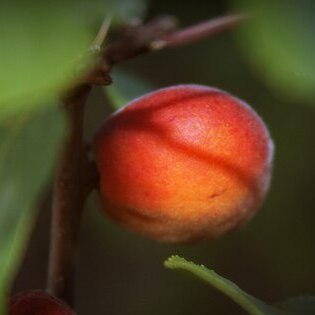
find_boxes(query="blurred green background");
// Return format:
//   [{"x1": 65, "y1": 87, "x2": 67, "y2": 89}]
[{"x1": 11, "y1": 0, "x2": 315, "y2": 314}]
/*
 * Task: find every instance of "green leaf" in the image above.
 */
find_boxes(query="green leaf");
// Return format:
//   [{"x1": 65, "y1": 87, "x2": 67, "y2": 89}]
[
  {"x1": 0, "y1": 0, "x2": 112, "y2": 120},
  {"x1": 276, "y1": 296, "x2": 315, "y2": 315},
  {"x1": 231, "y1": 0, "x2": 315, "y2": 104},
  {"x1": 164, "y1": 255, "x2": 283, "y2": 315},
  {"x1": 0, "y1": 103, "x2": 65, "y2": 314},
  {"x1": 106, "y1": 70, "x2": 153, "y2": 109}
]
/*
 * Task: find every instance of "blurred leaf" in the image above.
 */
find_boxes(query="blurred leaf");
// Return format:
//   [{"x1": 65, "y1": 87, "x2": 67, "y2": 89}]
[
  {"x1": 0, "y1": 0, "x2": 113, "y2": 121},
  {"x1": 106, "y1": 70, "x2": 153, "y2": 109},
  {"x1": 164, "y1": 255, "x2": 283, "y2": 315},
  {"x1": 232, "y1": 0, "x2": 315, "y2": 104},
  {"x1": 0, "y1": 103, "x2": 65, "y2": 314},
  {"x1": 276, "y1": 296, "x2": 315, "y2": 315}
]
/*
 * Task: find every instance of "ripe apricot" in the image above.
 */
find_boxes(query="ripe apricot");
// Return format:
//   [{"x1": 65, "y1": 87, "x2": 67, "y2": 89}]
[
  {"x1": 95, "y1": 84, "x2": 274, "y2": 243},
  {"x1": 9, "y1": 290, "x2": 75, "y2": 315}
]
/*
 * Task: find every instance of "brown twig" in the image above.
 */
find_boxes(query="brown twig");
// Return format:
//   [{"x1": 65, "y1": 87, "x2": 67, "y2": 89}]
[
  {"x1": 150, "y1": 13, "x2": 248, "y2": 49},
  {"x1": 85, "y1": 13, "x2": 247, "y2": 86},
  {"x1": 47, "y1": 85, "x2": 94, "y2": 305},
  {"x1": 104, "y1": 15, "x2": 179, "y2": 65}
]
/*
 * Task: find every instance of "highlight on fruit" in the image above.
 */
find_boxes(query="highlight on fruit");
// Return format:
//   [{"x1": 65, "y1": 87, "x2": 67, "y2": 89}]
[{"x1": 95, "y1": 84, "x2": 274, "y2": 243}]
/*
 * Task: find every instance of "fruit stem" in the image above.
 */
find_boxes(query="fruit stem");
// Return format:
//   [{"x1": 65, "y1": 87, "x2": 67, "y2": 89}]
[{"x1": 47, "y1": 84, "x2": 93, "y2": 306}]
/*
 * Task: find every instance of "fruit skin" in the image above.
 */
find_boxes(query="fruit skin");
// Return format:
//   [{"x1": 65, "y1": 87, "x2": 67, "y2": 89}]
[
  {"x1": 95, "y1": 84, "x2": 274, "y2": 243},
  {"x1": 9, "y1": 290, "x2": 75, "y2": 315}
]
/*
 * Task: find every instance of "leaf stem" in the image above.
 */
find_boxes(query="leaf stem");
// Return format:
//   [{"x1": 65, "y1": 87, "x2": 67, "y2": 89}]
[{"x1": 91, "y1": 16, "x2": 112, "y2": 51}]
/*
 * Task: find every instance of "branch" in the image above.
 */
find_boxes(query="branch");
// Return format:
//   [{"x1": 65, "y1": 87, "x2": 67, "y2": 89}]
[
  {"x1": 85, "y1": 13, "x2": 247, "y2": 86},
  {"x1": 47, "y1": 85, "x2": 96, "y2": 305},
  {"x1": 150, "y1": 13, "x2": 248, "y2": 49},
  {"x1": 104, "y1": 15, "x2": 179, "y2": 64}
]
